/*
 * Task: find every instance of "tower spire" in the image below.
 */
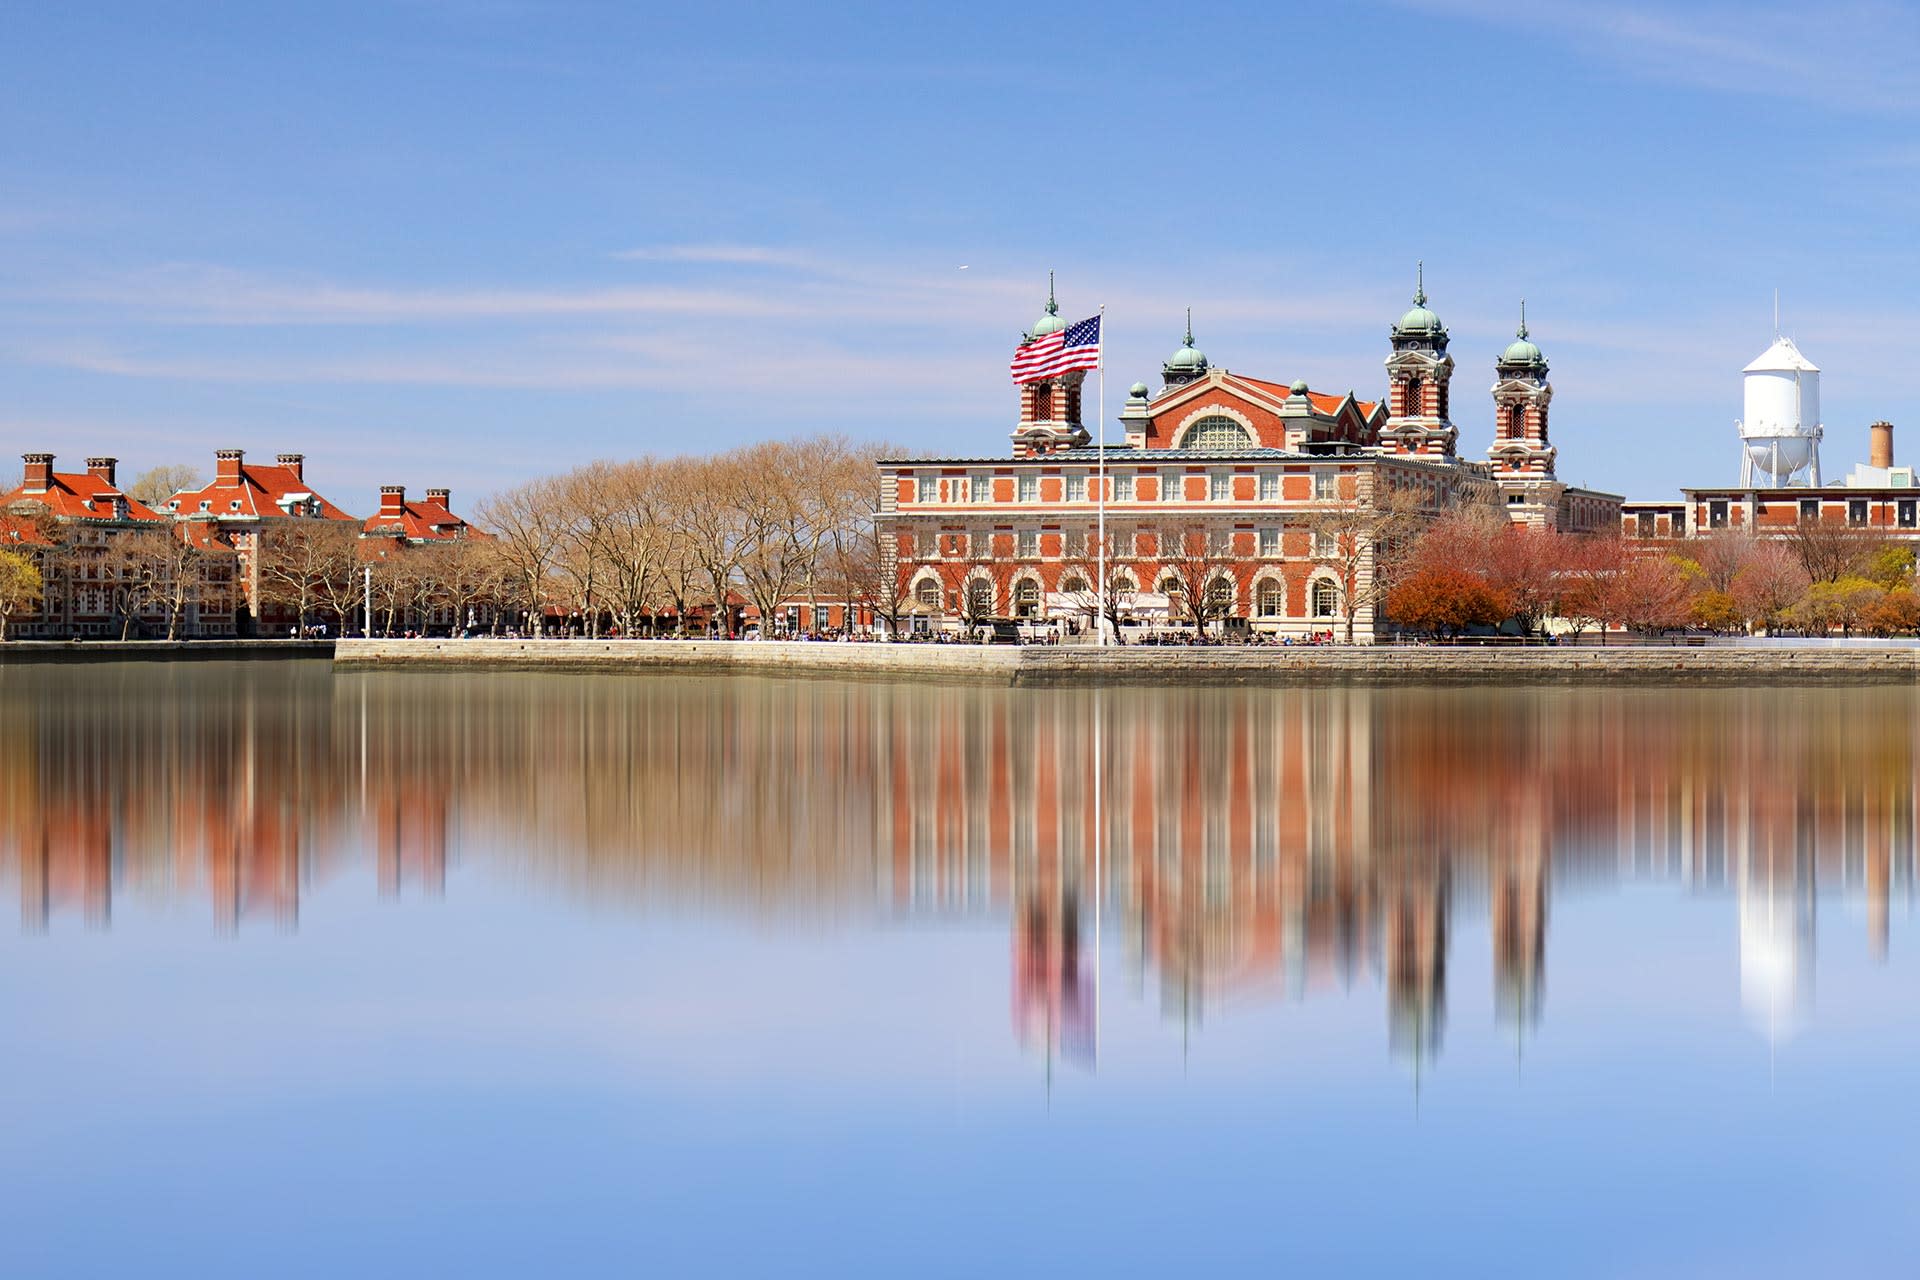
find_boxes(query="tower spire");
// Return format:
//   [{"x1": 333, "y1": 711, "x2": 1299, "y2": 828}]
[
  {"x1": 1046, "y1": 269, "x2": 1057, "y2": 316},
  {"x1": 1414, "y1": 260, "x2": 1426, "y2": 306},
  {"x1": 1517, "y1": 298, "x2": 1528, "y2": 339}
]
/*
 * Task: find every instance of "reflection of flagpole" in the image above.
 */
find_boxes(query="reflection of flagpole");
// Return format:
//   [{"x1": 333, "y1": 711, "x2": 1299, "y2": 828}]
[
  {"x1": 1093, "y1": 685, "x2": 1102, "y2": 1064},
  {"x1": 1096, "y1": 305, "x2": 1108, "y2": 647}
]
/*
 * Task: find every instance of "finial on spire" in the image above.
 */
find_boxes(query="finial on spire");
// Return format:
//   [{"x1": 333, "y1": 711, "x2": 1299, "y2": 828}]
[
  {"x1": 1046, "y1": 269, "x2": 1058, "y2": 315},
  {"x1": 1517, "y1": 298, "x2": 1528, "y2": 339},
  {"x1": 1414, "y1": 260, "x2": 1426, "y2": 306},
  {"x1": 1184, "y1": 306, "x2": 1194, "y2": 346}
]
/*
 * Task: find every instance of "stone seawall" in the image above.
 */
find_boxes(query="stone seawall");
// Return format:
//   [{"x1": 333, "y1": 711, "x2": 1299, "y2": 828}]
[
  {"x1": 1, "y1": 639, "x2": 336, "y2": 665},
  {"x1": 332, "y1": 638, "x2": 1920, "y2": 686}
]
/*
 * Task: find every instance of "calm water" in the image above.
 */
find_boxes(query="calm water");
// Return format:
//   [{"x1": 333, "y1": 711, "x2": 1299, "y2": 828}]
[{"x1": 2, "y1": 661, "x2": 1917, "y2": 1277}]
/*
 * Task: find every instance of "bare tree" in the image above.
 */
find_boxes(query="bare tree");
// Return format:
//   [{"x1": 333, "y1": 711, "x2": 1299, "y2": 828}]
[
  {"x1": 128, "y1": 464, "x2": 206, "y2": 507},
  {"x1": 680, "y1": 452, "x2": 747, "y2": 636},
  {"x1": 1153, "y1": 525, "x2": 1238, "y2": 639},
  {"x1": 1305, "y1": 483, "x2": 1426, "y2": 644},
  {"x1": 256, "y1": 520, "x2": 360, "y2": 637},
  {"x1": 116, "y1": 527, "x2": 212, "y2": 641},
  {"x1": 1058, "y1": 526, "x2": 1139, "y2": 642},
  {"x1": 1789, "y1": 517, "x2": 1884, "y2": 584},
  {"x1": 477, "y1": 476, "x2": 567, "y2": 636}
]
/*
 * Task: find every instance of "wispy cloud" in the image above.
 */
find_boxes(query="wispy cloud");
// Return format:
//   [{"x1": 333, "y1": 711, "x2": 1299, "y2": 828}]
[
  {"x1": 1398, "y1": 0, "x2": 1920, "y2": 112},
  {"x1": 611, "y1": 243, "x2": 817, "y2": 268}
]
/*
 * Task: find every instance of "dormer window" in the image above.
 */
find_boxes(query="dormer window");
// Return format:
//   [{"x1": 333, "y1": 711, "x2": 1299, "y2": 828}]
[
  {"x1": 199, "y1": 501, "x2": 211, "y2": 512},
  {"x1": 229, "y1": 500, "x2": 242, "y2": 511}
]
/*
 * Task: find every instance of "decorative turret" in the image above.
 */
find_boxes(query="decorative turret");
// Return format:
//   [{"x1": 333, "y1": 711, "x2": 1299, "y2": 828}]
[
  {"x1": 1488, "y1": 300, "x2": 1560, "y2": 523},
  {"x1": 1028, "y1": 271, "x2": 1066, "y2": 340},
  {"x1": 1162, "y1": 309, "x2": 1209, "y2": 387},
  {"x1": 1383, "y1": 262, "x2": 1458, "y2": 457},
  {"x1": 1497, "y1": 302, "x2": 1548, "y2": 374},
  {"x1": 1011, "y1": 273, "x2": 1089, "y2": 456}
]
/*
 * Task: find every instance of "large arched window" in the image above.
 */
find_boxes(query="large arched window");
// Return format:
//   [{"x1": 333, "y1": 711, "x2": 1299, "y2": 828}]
[
  {"x1": 967, "y1": 578, "x2": 993, "y2": 616},
  {"x1": 1060, "y1": 575, "x2": 1088, "y2": 596},
  {"x1": 1256, "y1": 580, "x2": 1284, "y2": 617},
  {"x1": 1180, "y1": 415, "x2": 1254, "y2": 451},
  {"x1": 915, "y1": 578, "x2": 940, "y2": 609},
  {"x1": 1311, "y1": 579, "x2": 1338, "y2": 619},
  {"x1": 1014, "y1": 578, "x2": 1040, "y2": 617},
  {"x1": 1205, "y1": 576, "x2": 1235, "y2": 616}
]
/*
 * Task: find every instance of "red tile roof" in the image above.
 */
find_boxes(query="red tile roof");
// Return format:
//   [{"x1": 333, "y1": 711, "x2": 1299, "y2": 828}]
[
  {"x1": 0, "y1": 471, "x2": 163, "y2": 524},
  {"x1": 166, "y1": 462, "x2": 355, "y2": 522},
  {"x1": 362, "y1": 493, "x2": 490, "y2": 542},
  {"x1": 1237, "y1": 377, "x2": 1380, "y2": 418}
]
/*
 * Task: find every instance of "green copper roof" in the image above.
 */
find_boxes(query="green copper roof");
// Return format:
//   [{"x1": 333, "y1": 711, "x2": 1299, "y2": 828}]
[
  {"x1": 1393, "y1": 261, "x2": 1445, "y2": 337},
  {"x1": 1500, "y1": 301, "x2": 1546, "y2": 367},
  {"x1": 1164, "y1": 309, "x2": 1207, "y2": 374}
]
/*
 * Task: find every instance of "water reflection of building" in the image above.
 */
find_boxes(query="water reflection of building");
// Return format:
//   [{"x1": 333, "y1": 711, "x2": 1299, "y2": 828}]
[{"x1": 1, "y1": 671, "x2": 1915, "y2": 1064}]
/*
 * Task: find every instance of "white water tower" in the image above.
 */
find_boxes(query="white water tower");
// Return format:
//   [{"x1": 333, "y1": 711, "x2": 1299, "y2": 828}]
[{"x1": 1738, "y1": 336, "x2": 1822, "y2": 486}]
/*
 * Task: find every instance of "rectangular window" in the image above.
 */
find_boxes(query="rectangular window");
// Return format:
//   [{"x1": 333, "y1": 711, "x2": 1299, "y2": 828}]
[
  {"x1": 917, "y1": 476, "x2": 935, "y2": 503},
  {"x1": 1066, "y1": 474, "x2": 1086, "y2": 502},
  {"x1": 1849, "y1": 500, "x2": 1869, "y2": 527},
  {"x1": 1064, "y1": 528, "x2": 1086, "y2": 558},
  {"x1": 1312, "y1": 530, "x2": 1336, "y2": 558},
  {"x1": 1799, "y1": 499, "x2": 1819, "y2": 521},
  {"x1": 1115, "y1": 472, "x2": 1134, "y2": 501},
  {"x1": 1164, "y1": 472, "x2": 1183, "y2": 501},
  {"x1": 970, "y1": 529, "x2": 990, "y2": 559},
  {"x1": 1016, "y1": 529, "x2": 1039, "y2": 558},
  {"x1": 1017, "y1": 474, "x2": 1037, "y2": 503},
  {"x1": 1900, "y1": 500, "x2": 1916, "y2": 529},
  {"x1": 1709, "y1": 500, "x2": 1729, "y2": 529},
  {"x1": 1257, "y1": 472, "x2": 1280, "y2": 502},
  {"x1": 1314, "y1": 471, "x2": 1336, "y2": 501},
  {"x1": 1258, "y1": 526, "x2": 1281, "y2": 557},
  {"x1": 1638, "y1": 512, "x2": 1655, "y2": 538},
  {"x1": 1209, "y1": 471, "x2": 1230, "y2": 501}
]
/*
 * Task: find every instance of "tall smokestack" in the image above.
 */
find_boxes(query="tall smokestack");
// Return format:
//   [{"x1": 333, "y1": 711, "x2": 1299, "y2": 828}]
[{"x1": 1870, "y1": 421, "x2": 1895, "y2": 470}]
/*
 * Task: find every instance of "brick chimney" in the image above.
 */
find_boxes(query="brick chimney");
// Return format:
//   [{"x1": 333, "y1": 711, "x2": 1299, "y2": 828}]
[
  {"x1": 425, "y1": 487, "x2": 450, "y2": 509},
  {"x1": 216, "y1": 449, "x2": 245, "y2": 484},
  {"x1": 277, "y1": 453, "x2": 305, "y2": 483},
  {"x1": 21, "y1": 453, "x2": 54, "y2": 494},
  {"x1": 378, "y1": 485, "x2": 406, "y2": 517},
  {"x1": 1870, "y1": 421, "x2": 1895, "y2": 470},
  {"x1": 86, "y1": 457, "x2": 118, "y2": 488}
]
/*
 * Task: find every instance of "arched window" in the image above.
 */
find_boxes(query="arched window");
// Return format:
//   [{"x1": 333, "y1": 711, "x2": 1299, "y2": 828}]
[
  {"x1": 1311, "y1": 579, "x2": 1338, "y2": 618},
  {"x1": 1014, "y1": 578, "x2": 1040, "y2": 617},
  {"x1": 1205, "y1": 576, "x2": 1235, "y2": 615},
  {"x1": 1181, "y1": 415, "x2": 1254, "y2": 451},
  {"x1": 1159, "y1": 576, "x2": 1183, "y2": 598},
  {"x1": 1257, "y1": 580, "x2": 1284, "y2": 617},
  {"x1": 915, "y1": 578, "x2": 940, "y2": 609},
  {"x1": 1060, "y1": 575, "x2": 1088, "y2": 596},
  {"x1": 967, "y1": 578, "x2": 993, "y2": 616}
]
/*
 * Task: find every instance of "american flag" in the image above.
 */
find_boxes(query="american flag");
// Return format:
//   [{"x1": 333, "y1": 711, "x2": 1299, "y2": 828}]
[{"x1": 1010, "y1": 314, "x2": 1101, "y2": 385}]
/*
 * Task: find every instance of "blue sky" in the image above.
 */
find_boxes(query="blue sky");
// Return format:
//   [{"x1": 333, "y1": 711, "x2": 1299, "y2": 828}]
[{"x1": 4, "y1": 0, "x2": 1919, "y2": 508}]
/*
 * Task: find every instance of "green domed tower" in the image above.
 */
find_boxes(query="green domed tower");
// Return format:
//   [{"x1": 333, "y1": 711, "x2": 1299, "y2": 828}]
[
  {"x1": 1488, "y1": 300, "x2": 1558, "y2": 497},
  {"x1": 1162, "y1": 309, "x2": 1209, "y2": 388},
  {"x1": 1010, "y1": 272, "x2": 1090, "y2": 455},
  {"x1": 1383, "y1": 262, "x2": 1458, "y2": 457}
]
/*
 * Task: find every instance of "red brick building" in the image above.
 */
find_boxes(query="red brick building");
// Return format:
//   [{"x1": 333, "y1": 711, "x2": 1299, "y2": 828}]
[{"x1": 875, "y1": 282, "x2": 1619, "y2": 641}]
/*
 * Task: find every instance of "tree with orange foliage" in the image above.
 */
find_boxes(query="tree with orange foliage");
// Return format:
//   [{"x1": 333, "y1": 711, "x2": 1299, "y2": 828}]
[
  {"x1": 1600, "y1": 554, "x2": 1694, "y2": 636},
  {"x1": 1865, "y1": 587, "x2": 1920, "y2": 637},
  {"x1": 1385, "y1": 565, "x2": 1511, "y2": 639}
]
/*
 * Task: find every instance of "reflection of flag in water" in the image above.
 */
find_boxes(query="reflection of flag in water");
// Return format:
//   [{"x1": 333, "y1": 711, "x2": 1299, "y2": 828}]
[{"x1": 1010, "y1": 314, "x2": 1101, "y2": 385}]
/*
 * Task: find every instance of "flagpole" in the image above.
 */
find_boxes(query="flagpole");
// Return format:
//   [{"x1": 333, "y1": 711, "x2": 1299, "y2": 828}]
[
  {"x1": 1096, "y1": 304, "x2": 1107, "y2": 648},
  {"x1": 1093, "y1": 303, "x2": 1106, "y2": 1061}
]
